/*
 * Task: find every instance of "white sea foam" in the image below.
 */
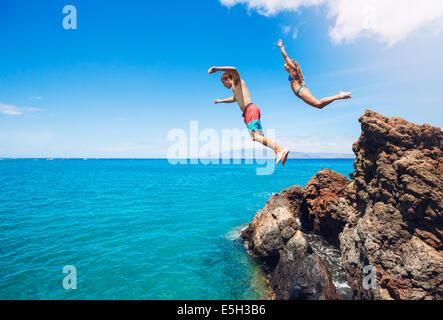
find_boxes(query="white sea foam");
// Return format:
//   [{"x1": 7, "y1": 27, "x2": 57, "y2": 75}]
[
  {"x1": 333, "y1": 281, "x2": 351, "y2": 289},
  {"x1": 225, "y1": 224, "x2": 249, "y2": 241}
]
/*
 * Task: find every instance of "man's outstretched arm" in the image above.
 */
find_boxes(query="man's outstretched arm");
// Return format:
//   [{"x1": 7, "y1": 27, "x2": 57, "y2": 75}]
[
  {"x1": 276, "y1": 40, "x2": 297, "y2": 70},
  {"x1": 208, "y1": 66, "x2": 240, "y2": 79},
  {"x1": 214, "y1": 97, "x2": 236, "y2": 104}
]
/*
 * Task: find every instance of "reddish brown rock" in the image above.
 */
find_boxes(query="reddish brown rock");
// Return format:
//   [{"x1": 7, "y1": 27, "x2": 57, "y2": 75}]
[
  {"x1": 340, "y1": 110, "x2": 443, "y2": 300},
  {"x1": 302, "y1": 169, "x2": 351, "y2": 246}
]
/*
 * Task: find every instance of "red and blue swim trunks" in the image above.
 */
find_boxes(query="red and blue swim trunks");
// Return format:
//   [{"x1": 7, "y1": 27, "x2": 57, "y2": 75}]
[{"x1": 242, "y1": 103, "x2": 263, "y2": 135}]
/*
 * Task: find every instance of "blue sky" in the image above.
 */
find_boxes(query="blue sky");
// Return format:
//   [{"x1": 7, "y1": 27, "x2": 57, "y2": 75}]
[{"x1": 1, "y1": 0, "x2": 442, "y2": 158}]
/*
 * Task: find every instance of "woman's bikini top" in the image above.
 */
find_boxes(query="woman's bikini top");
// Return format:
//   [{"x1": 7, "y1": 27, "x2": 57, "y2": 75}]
[{"x1": 288, "y1": 75, "x2": 305, "y2": 98}]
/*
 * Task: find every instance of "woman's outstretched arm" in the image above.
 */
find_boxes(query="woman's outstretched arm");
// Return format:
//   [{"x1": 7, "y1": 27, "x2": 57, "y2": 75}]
[
  {"x1": 277, "y1": 39, "x2": 297, "y2": 70},
  {"x1": 293, "y1": 84, "x2": 352, "y2": 109}
]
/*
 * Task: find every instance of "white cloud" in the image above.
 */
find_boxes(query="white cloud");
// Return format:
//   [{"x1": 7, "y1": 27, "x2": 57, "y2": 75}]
[
  {"x1": 0, "y1": 103, "x2": 44, "y2": 116},
  {"x1": 280, "y1": 24, "x2": 291, "y2": 35},
  {"x1": 220, "y1": 0, "x2": 443, "y2": 46},
  {"x1": 292, "y1": 27, "x2": 298, "y2": 40},
  {"x1": 220, "y1": 0, "x2": 324, "y2": 16},
  {"x1": 0, "y1": 104, "x2": 22, "y2": 115}
]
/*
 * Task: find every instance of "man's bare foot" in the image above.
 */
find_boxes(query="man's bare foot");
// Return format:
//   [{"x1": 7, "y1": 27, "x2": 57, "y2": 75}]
[
  {"x1": 282, "y1": 149, "x2": 289, "y2": 166},
  {"x1": 276, "y1": 149, "x2": 289, "y2": 166},
  {"x1": 337, "y1": 91, "x2": 352, "y2": 99},
  {"x1": 276, "y1": 150, "x2": 283, "y2": 166}
]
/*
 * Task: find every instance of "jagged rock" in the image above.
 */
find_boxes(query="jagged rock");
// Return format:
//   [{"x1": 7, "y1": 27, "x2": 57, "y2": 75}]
[
  {"x1": 340, "y1": 110, "x2": 443, "y2": 300},
  {"x1": 271, "y1": 230, "x2": 341, "y2": 300},
  {"x1": 302, "y1": 169, "x2": 351, "y2": 245},
  {"x1": 241, "y1": 186, "x2": 341, "y2": 300},
  {"x1": 242, "y1": 189, "x2": 302, "y2": 269}
]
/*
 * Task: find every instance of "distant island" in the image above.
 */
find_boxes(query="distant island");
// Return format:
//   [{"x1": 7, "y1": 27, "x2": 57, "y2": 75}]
[{"x1": 217, "y1": 150, "x2": 355, "y2": 159}]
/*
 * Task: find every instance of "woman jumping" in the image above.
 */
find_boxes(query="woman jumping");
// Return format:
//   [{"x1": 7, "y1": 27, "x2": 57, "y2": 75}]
[{"x1": 277, "y1": 39, "x2": 352, "y2": 109}]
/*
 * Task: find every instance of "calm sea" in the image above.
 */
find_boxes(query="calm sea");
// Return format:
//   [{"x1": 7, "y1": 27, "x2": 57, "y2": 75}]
[{"x1": 0, "y1": 159, "x2": 354, "y2": 299}]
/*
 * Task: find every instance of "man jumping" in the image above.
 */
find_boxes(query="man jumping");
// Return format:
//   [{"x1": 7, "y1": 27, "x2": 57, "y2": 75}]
[{"x1": 208, "y1": 66, "x2": 289, "y2": 166}]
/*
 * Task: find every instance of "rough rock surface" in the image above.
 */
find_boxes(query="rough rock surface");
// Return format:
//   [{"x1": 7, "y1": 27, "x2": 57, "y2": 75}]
[
  {"x1": 340, "y1": 110, "x2": 443, "y2": 300},
  {"x1": 241, "y1": 187, "x2": 341, "y2": 300},
  {"x1": 302, "y1": 169, "x2": 351, "y2": 245}
]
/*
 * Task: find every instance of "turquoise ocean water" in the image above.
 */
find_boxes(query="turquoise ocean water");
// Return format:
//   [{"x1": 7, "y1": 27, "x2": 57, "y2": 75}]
[{"x1": 0, "y1": 159, "x2": 354, "y2": 299}]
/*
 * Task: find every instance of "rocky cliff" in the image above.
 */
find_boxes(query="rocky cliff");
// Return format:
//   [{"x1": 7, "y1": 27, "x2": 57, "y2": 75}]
[
  {"x1": 339, "y1": 110, "x2": 442, "y2": 300},
  {"x1": 241, "y1": 110, "x2": 442, "y2": 300}
]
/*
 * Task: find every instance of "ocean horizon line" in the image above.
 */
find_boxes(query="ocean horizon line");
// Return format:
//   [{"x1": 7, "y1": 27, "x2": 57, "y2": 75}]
[{"x1": 0, "y1": 152, "x2": 356, "y2": 160}]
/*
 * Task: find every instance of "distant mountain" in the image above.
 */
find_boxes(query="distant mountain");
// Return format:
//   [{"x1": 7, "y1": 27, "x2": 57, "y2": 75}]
[
  {"x1": 287, "y1": 152, "x2": 355, "y2": 159},
  {"x1": 217, "y1": 149, "x2": 355, "y2": 159}
]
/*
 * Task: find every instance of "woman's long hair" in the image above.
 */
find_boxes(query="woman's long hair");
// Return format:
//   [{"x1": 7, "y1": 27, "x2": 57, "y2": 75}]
[{"x1": 291, "y1": 59, "x2": 305, "y2": 86}]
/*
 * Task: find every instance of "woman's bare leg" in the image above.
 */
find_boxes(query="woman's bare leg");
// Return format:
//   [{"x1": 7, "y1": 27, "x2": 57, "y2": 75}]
[
  {"x1": 297, "y1": 86, "x2": 352, "y2": 109},
  {"x1": 317, "y1": 91, "x2": 352, "y2": 109}
]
